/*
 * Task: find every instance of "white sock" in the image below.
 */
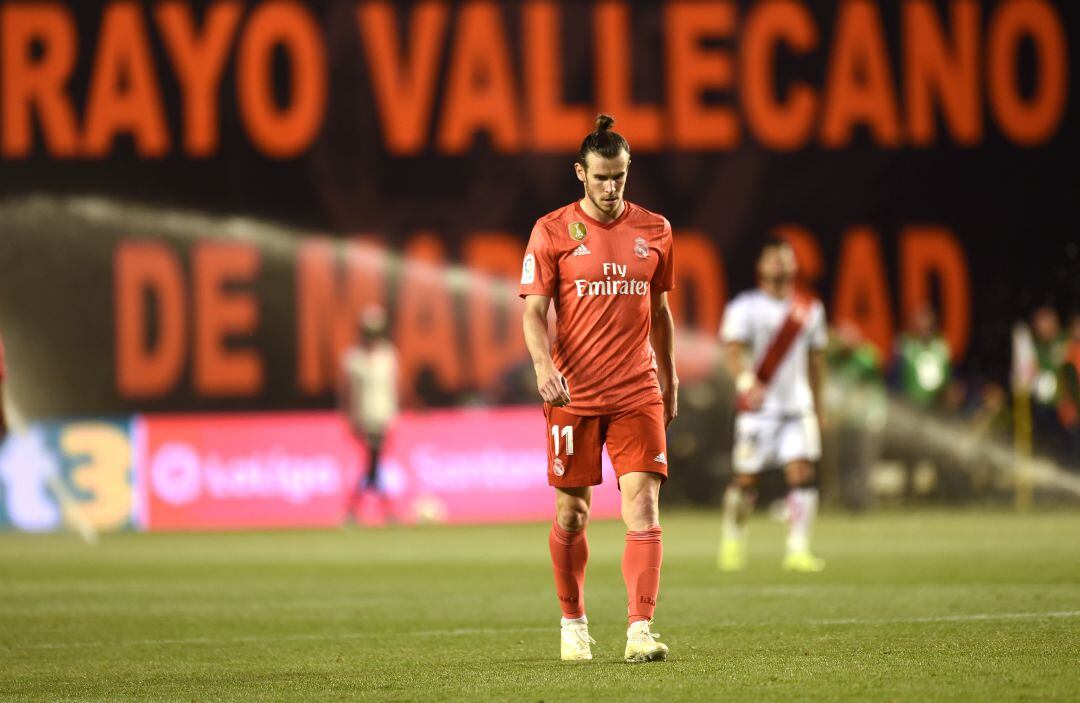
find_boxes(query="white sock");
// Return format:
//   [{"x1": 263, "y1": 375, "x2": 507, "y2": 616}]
[
  {"x1": 627, "y1": 620, "x2": 651, "y2": 636},
  {"x1": 786, "y1": 487, "x2": 818, "y2": 554},
  {"x1": 722, "y1": 485, "x2": 750, "y2": 542},
  {"x1": 561, "y1": 615, "x2": 587, "y2": 627}
]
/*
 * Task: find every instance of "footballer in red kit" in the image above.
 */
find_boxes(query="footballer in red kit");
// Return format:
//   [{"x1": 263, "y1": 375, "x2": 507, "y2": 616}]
[{"x1": 521, "y1": 115, "x2": 678, "y2": 663}]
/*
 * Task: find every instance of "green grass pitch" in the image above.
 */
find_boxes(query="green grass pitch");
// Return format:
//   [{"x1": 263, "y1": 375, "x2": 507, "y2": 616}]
[{"x1": 1, "y1": 511, "x2": 1078, "y2": 702}]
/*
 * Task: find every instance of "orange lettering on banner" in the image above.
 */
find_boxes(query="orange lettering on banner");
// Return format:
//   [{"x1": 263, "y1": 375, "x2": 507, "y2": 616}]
[
  {"x1": 987, "y1": 0, "x2": 1067, "y2": 146},
  {"x1": 900, "y1": 226, "x2": 971, "y2": 360},
  {"x1": 192, "y1": 242, "x2": 263, "y2": 396},
  {"x1": 156, "y1": 1, "x2": 242, "y2": 157},
  {"x1": 667, "y1": 231, "x2": 725, "y2": 335},
  {"x1": 820, "y1": 0, "x2": 902, "y2": 148},
  {"x1": 0, "y1": 3, "x2": 80, "y2": 157},
  {"x1": 524, "y1": 1, "x2": 591, "y2": 151},
  {"x1": 742, "y1": 0, "x2": 818, "y2": 151},
  {"x1": 237, "y1": 0, "x2": 326, "y2": 158},
  {"x1": 593, "y1": 1, "x2": 662, "y2": 151},
  {"x1": 666, "y1": 1, "x2": 739, "y2": 149},
  {"x1": 295, "y1": 238, "x2": 388, "y2": 395},
  {"x1": 903, "y1": 0, "x2": 981, "y2": 146},
  {"x1": 773, "y1": 224, "x2": 824, "y2": 293},
  {"x1": 395, "y1": 234, "x2": 464, "y2": 399},
  {"x1": 114, "y1": 241, "x2": 186, "y2": 398},
  {"x1": 82, "y1": 2, "x2": 170, "y2": 157},
  {"x1": 357, "y1": 1, "x2": 448, "y2": 155},
  {"x1": 832, "y1": 227, "x2": 894, "y2": 357},
  {"x1": 437, "y1": 1, "x2": 520, "y2": 154},
  {"x1": 462, "y1": 233, "x2": 527, "y2": 388}
]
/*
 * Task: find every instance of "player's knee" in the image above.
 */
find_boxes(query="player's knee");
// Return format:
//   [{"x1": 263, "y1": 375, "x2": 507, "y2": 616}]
[
  {"x1": 557, "y1": 502, "x2": 590, "y2": 531},
  {"x1": 622, "y1": 486, "x2": 660, "y2": 529},
  {"x1": 736, "y1": 474, "x2": 758, "y2": 491},
  {"x1": 785, "y1": 461, "x2": 815, "y2": 487}
]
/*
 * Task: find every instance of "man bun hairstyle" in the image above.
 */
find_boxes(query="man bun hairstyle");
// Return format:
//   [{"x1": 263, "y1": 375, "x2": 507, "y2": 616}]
[{"x1": 578, "y1": 114, "x2": 630, "y2": 168}]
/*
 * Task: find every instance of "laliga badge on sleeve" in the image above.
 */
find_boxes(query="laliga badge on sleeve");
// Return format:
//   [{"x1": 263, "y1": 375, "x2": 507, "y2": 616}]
[
  {"x1": 568, "y1": 222, "x2": 587, "y2": 242},
  {"x1": 521, "y1": 253, "x2": 536, "y2": 285}
]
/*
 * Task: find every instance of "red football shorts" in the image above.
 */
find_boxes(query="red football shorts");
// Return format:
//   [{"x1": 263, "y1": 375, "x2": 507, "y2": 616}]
[{"x1": 543, "y1": 401, "x2": 668, "y2": 488}]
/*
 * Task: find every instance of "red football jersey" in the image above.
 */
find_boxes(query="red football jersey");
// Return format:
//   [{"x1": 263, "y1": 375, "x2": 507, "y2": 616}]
[{"x1": 519, "y1": 200, "x2": 675, "y2": 415}]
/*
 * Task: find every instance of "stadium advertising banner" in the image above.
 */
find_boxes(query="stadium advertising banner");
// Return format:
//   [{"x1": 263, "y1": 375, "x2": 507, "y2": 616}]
[
  {"x1": 0, "y1": 1, "x2": 1076, "y2": 422},
  {"x1": 0, "y1": 407, "x2": 621, "y2": 532},
  {"x1": 0, "y1": 417, "x2": 134, "y2": 533}
]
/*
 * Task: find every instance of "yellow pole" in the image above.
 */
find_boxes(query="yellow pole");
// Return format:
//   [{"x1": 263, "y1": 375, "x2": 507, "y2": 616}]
[{"x1": 1013, "y1": 389, "x2": 1033, "y2": 511}]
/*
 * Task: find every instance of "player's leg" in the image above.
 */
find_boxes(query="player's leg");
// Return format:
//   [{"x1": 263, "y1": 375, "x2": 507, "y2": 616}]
[
  {"x1": 545, "y1": 406, "x2": 602, "y2": 661},
  {"x1": 608, "y1": 402, "x2": 669, "y2": 663},
  {"x1": 720, "y1": 414, "x2": 771, "y2": 571},
  {"x1": 779, "y1": 415, "x2": 825, "y2": 572},
  {"x1": 551, "y1": 486, "x2": 592, "y2": 621},
  {"x1": 720, "y1": 473, "x2": 758, "y2": 571}
]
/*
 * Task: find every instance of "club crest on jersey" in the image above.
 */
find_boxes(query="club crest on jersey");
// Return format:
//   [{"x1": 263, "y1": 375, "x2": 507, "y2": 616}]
[
  {"x1": 634, "y1": 237, "x2": 649, "y2": 259},
  {"x1": 568, "y1": 222, "x2": 588, "y2": 242},
  {"x1": 552, "y1": 458, "x2": 565, "y2": 477}
]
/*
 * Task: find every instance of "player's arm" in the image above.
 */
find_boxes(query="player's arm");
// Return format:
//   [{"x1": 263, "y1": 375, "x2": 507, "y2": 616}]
[
  {"x1": 522, "y1": 294, "x2": 570, "y2": 406},
  {"x1": 650, "y1": 289, "x2": 678, "y2": 426},
  {"x1": 809, "y1": 348, "x2": 827, "y2": 428}
]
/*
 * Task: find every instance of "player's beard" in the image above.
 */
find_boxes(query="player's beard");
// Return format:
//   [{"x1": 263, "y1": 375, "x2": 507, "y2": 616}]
[
  {"x1": 763, "y1": 272, "x2": 795, "y2": 293},
  {"x1": 588, "y1": 190, "x2": 623, "y2": 217}
]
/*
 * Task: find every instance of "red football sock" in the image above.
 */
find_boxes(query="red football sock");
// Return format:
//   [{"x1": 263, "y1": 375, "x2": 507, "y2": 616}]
[
  {"x1": 549, "y1": 523, "x2": 588, "y2": 619},
  {"x1": 623, "y1": 526, "x2": 663, "y2": 625}
]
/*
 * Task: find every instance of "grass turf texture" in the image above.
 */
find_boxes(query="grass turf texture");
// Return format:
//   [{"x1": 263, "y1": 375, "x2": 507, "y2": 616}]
[{"x1": 1, "y1": 511, "x2": 1078, "y2": 702}]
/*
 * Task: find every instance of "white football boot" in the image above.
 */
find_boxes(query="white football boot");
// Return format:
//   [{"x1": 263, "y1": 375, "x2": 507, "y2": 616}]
[
  {"x1": 624, "y1": 620, "x2": 669, "y2": 663},
  {"x1": 560, "y1": 617, "x2": 596, "y2": 661}
]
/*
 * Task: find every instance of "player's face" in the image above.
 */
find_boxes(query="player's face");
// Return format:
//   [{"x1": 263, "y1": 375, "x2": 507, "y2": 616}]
[
  {"x1": 576, "y1": 151, "x2": 630, "y2": 217},
  {"x1": 758, "y1": 244, "x2": 797, "y2": 287}
]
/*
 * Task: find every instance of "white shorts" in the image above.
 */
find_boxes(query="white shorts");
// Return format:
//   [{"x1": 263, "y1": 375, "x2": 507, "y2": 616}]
[{"x1": 733, "y1": 412, "x2": 821, "y2": 475}]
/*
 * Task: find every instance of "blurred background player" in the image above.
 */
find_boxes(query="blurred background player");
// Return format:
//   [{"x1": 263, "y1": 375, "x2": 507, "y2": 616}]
[
  {"x1": 719, "y1": 237, "x2": 827, "y2": 573},
  {"x1": 521, "y1": 115, "x2": 678, "y2": 663},
  {"x1": 340, "y1": 306, "x2": 399, "y2": 526}
]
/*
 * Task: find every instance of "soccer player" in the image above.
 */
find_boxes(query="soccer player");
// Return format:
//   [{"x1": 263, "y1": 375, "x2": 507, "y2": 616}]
[
  {"x1": 520, "y1": 115, "x2": 677, "y2": 663},
  {"x1": 339, "y1": 306, "x2": 399, "y2": 525},
  {"x1": 719, "y1": 237, "x2": 827, "y2": 573}
]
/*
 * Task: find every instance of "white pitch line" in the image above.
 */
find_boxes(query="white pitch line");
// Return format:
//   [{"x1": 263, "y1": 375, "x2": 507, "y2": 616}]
[
  {"x1": 3, "y1": 611, "x2": 1077, "y2": 652},
  {"x1": 808, "y1": 610, "x2": 1080, "y2": 626}
]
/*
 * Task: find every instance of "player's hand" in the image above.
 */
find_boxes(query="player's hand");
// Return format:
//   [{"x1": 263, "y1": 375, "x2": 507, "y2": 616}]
[
  {"x1": 740, "y1": 383, "x2": 764, "y2": 412},
  {"x1": 535, "y1": 363, "x2": 571, "y2": 407},
  {"x1": 663, "y1": 381, "x2": 679, "y2": 427}
]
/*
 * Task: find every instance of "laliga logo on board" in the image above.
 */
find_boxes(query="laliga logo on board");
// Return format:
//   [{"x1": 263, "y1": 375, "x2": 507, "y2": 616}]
[
  {"x1": 149, "y1": 442, "x2": 343, "y2": 506},
  {"x1": 150, "y1": 443, "x2": 202, "y2": 506}
]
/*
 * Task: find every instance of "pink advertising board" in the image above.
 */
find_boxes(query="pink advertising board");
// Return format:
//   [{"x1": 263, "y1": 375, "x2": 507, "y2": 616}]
[{"x1": 136, "y1": 407, "x2": 621, "y2": 530}]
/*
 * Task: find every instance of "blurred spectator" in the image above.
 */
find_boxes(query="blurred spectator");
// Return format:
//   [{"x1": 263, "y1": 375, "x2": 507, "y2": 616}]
[
  {"x1": 1059, "y1": 314, "x2": 1080, "y2": 466},
  {"x1": 825, "y1": 321, "x2": 886, "y2": 510},
  {"x1": 340, "y1": 306, "x2": 399, "y2": 525},
  {"x1": 1030, "y1": 306, "x2": 1067, "y2": 460},
  {"x1": 890, "y1": 305, "x2": 950, "y2": 499},
  {"x1": 893, "y1": 304, "x2": 951, "y2": 409}
]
